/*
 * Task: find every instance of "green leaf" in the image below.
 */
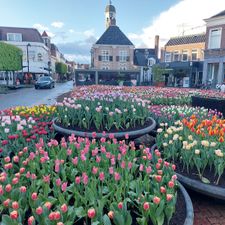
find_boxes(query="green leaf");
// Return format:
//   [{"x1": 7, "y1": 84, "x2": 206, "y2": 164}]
[
  {"x1": 201, "y1": 176, "x2": 210, "y2": 184},
  {"x1": 113, "y1": 211, "x2": 124, "y2": 225},
  {"x1": 1, "y1": 215, "x2": 16, "y2": 225},
  {"x1": 103, "y1": 215, "x2": 112, "y2": 225},
  {"x1": 92, "y1": 222, "x2": 100, "y2": 225},
  {"x1": 74, "y1": 206, "x2": 86, "y2": 218}
]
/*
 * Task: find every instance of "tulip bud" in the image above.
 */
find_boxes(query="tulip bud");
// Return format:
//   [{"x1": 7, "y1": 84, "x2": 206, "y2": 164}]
[
  {"x1": 118, "y1": 202, "x2": 123, "y2": 209},
  {"x1": 61, "y1": 204, "x2": 68, "y2": 213},
  {"x1": 10, "y1": 210, "x2": 18, "y2": 219},
  {"x1": 143, "y1": 202, "x2": 150, "y2": 211},
  {"x1": 12, "y1": 201, "x2": 19, "y2": 210},
  {"x1": 36, "y1": 206, "x2": 43, "y2": 215},
  {"x1": 108, "y1": 211, "x2": 114, "y2": 219},
  {"x1": 31, "y1": 192, "x2": 38, "y2": 200},
  {"x1": 87, "y1": 208, "x2": 96, "y2": 219}
]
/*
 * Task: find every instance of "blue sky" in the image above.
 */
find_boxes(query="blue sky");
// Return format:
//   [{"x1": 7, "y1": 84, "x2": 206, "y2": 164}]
[{"x1": 1, "y1": 0, "x2": 225, "y2": 63}]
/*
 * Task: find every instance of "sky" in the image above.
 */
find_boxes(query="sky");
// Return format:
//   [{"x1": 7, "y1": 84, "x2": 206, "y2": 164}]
[{"x1": 1, "y1": 0, "x2": 225, "y2": 63}]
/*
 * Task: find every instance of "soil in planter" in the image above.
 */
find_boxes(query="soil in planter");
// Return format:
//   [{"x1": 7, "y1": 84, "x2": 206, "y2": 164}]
[
  {"x1": 175, "y1": 160, "x2": 225, "y2": 188},
  {"x1": 55, "y1": 118, "x2": 154, "y2": 134}
]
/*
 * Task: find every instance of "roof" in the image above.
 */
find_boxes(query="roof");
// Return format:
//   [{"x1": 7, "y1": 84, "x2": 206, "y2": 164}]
[
  {"x1": 95, "y1": 26, "x2": 133, "y2": 46},
  {"x1": 0, "y1": 26, "x2": 43, "y2": 43},
  {"x1": 134, "y1": 48, "x2": 156, "y2": 66},
  {"x1": 210, "y1": 10, "x2": 225, "y2": 19},
  {"x1": 166, "y1": 34, "x2": 206, "y2": 46},
  {"x1": 105, "y1": 4, "x2": 116, "y2": 12},
  {"x1": 42, "y1": 31, "x2": 49, "y2": 37}
]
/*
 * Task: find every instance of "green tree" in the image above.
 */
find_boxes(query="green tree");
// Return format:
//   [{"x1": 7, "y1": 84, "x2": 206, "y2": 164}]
[
  {"x1": 55, "y1": 62, "x2": 67, "y2": 81},
  {"x1": 0, "y1": 42, "x2": 22, "y2": 85},
  {"x1": 152, "y1": 64, "x2": 167, "y2": 83}
]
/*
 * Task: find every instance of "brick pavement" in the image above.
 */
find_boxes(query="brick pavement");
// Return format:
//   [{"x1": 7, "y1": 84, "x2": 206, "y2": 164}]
[{"x1": 189, "y1": 191, "x2": 225, "y2": 225}]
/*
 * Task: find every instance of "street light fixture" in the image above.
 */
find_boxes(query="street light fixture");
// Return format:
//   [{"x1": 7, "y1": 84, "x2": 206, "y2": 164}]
[{"x1": 26, "y1": 43, "x2": 31, "y2": 74}]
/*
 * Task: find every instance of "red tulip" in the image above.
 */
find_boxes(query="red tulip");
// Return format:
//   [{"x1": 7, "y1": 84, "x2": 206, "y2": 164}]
[
  {"x1": 87, "y1": 208, "x2": 96, "y2": 219},
  {"x1": 61, "y1": 204, "x2": 68, "y2": 213},
  {"x1": 36, "y1": 206, "x2": 43, "y2": 215},
  {"x1": 10, "y1": 210, "x2": 18, "y2": 220},
  {"x1": 12, "y1": 201, "x2": 19, "y2": 209},
  {"x1": 118, "y1": 202, "x2": 123, "y2": 209},
  {"x1": 143, "y1": 202, "x2": 150, "y2": 211}
]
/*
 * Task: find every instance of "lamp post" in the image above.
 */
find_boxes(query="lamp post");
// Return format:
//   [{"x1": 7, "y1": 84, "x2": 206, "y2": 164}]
[{"x1": 26, "y1": 43, "x2": 31, "y2": 74}]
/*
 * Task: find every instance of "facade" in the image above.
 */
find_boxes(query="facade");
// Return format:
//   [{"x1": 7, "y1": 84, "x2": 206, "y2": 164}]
[
  {"x1": 81, "y1": 1, "x2": 140, "y2": 86},
  {"x1": 203, "y1": 10, "x2": 225, "y2": 86},
  {"x1": 0, "y1": 26, "x2": 50, "y2": 85},
  {"x1": 161, "y1": 33, "x2": 206, "y2": 87},
  {"x1": 133, "y1": 36, "x2": 159, "y2": 84}
]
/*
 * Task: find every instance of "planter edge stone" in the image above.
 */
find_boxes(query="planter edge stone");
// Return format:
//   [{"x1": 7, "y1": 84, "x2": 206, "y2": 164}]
[{"x1": 53, "y1": 117, "x2": 156, "y2": 139}]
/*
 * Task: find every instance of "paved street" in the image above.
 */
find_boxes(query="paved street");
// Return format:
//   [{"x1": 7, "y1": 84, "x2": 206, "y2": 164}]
[{"x1": 0, "y1": 81, "x2": 73, "y2": 110}]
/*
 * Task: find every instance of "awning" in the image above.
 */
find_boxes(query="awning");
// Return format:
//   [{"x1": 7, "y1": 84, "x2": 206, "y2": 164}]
[{"x1": 19, "y1": 68, "x2": 49, "y2": 74}]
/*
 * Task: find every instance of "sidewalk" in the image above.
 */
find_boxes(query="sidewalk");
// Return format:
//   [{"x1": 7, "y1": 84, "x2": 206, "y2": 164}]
[{"x1": 190, "y1": 191, "x2": 225, "y2": 225}]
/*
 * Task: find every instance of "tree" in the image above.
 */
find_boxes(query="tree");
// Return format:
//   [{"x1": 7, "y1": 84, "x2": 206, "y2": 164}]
[
  {"x1": 0, "y1": 42, "x2": 22, "y2": 85},
  {"x1": 152, "y1": 64, "x2": 167, "y2": 83},
  {"x1": 55, "y1": 62, "x2": 67, "y2": 81}
]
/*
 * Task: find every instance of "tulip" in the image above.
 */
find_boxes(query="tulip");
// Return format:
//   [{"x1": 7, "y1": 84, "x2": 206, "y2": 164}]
[
  {"x1": 166, "y1": 194, "x2": 173, "y2": 201},
  {"x1": 20, "y1": 186, "x2": 27, "y2": 193},
  {"x1": 87, "y1": 208, "x2": 96, "y2": 218},
  {"x1": 153, "y1": 196, "x2": 161, "y2": 204},
  {"x1": 5, "y1": 184, "x2": 12, "y2": 192},
  {"x1": 10, "y1": 210, "x2": 18, "y2": 220},
  {"x1": 118, "y1": 202, "x2": 123, "y2": 209},
  {"x1": 108, "y1": 211, "x2": 114, "y2": 219},
  {"x1": 3, "y1": 198, "x2": 10, "y2": 207},
  {"x1": 143, "y1": 202, "x2": 150, "y2": 211},
  {"x1": 28, "y1": 216, "x2": 35, "y2": 225},
  {"x1": 31, "y1": 192, "x2": 38, "y2": 200},
  {"x1": 61, "y1": 203, "x2": 68, "y2": 213},
  {"x1": 36, "y1": 206, "x2": 43, "y2": 215},
  {"x1": 44, "y1": 202, "x2": 52, "y2": 210},
  {"x1": 12, "y1": 201, "x2": 19, "y2": 210},
  {"x1": 168, "y1": 181, "x2": 174, "y2": 188},
  {"x1": 55, "y1": 211, "x2": 61, "y2": 220}
]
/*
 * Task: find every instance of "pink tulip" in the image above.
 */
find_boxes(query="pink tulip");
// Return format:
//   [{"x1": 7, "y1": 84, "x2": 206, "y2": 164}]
[
  {"x1": 75, "y1": 176, "x2": 81, "y2": 184},
  {"x1": 61, "y1": 182, "x2": 68, "y2": 192},
  {"x1": 99, "y1": 172, "x2": 105, "y2": 181},
  {"x1": 114, "y1": 172, "x2": 121, "y2": 181}
]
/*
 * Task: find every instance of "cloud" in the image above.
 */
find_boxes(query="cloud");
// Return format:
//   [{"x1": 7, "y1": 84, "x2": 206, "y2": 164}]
[
  {"x1": 51, "y1": 21, "x2": 64, "y2": 28},
  {"x1": 69, "y1": 29, "x2": 75, "y2": 33},
  {"x1": 33, "y1": 23, "x2": 49, "y2": 31},
  {"x1": 83, "y1": 29, "x2": 95, "y2": 38},
  {"x1": 56, "y1": 36, "x2": 97, "y2": 63},
  {"x1": 129, "y1": 0, "x2": 225, "y2": 49},
  {"x1": 64, "y1": 54, "x2": 91, "y2": 64}
]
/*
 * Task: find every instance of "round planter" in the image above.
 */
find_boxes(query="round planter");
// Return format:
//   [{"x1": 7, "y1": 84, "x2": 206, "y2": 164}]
[
  {"x1": 151, "y1": 144, "x2": 225, "y2": 200},
  {"x1": 191, "y1": 95, "x2": 225, "y2": 116},
  {"x1": 53, "y1": 117, "x2": 156, "y2": 140},
  {"x1": 178, "y1": 182, "x2": 194, "y2": 225}
]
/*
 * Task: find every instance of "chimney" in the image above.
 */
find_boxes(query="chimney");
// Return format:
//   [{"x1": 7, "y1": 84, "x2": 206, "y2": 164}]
[{"x1": 154, "y1": 35, "x2": 159, "y2": 59}]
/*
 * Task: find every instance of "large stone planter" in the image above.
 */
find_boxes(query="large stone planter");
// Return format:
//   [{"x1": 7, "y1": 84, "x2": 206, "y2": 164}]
[
  {"x1": 53, "y1": 117, "x2": 156, "y2": 140},
  {"x1": 179, "y1": 182, "x2": 194, "y2": 225},
  {"x1": 151, "y1": 144, "x2": 225, "y2": 200},
  {"x1": 192, "y1": 95, "x2": 225, "y2": 116}
]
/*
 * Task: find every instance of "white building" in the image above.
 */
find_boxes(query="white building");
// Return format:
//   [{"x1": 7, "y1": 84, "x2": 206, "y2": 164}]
[{"x1": 0, "y1": 26, "x2": 51, "y2": 85}]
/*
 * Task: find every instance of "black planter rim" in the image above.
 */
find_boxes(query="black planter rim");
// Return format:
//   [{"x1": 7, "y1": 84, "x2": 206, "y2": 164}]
[
  {"x1": 53, "y1": 117, "x2": 156, "y2": 139},
  {"x1": 178, "y1": 182, "x2": 194, "y2": 225},
  {"x1": 151, "y1": 144, "x2": 225, "y2": 200}
]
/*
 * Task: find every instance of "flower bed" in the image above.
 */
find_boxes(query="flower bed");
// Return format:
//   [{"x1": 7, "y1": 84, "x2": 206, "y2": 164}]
[
  {"x1": 0, "y1": 106, "x2": 56, "y2": 157},
  {"x1": 149, "y1": 105, "x2": 221, "y2": 126},
  {"x1": 0, "y1": 135, "x2": 182, "y2": 225},
  {"x1": 156, "y1": 115, "x2": 225, "y2": 197}
]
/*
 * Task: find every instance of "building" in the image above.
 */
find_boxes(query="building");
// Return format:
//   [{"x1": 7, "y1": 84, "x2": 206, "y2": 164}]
[
  {"x1": 75, "y1": 1, "x2": 140, "y2": 86},
  {"x1": 203, "y1": 10, "x2": 225, "y2": 86},
  {"x1": 134, "y1": 36, "x2": 159, "y2": 84},
  {"x1": 0, "y1": 26, "x2": 51, "y2": 85},
  {"x1": 161, "y1": 33, "x2": 206, "y2": 87}
]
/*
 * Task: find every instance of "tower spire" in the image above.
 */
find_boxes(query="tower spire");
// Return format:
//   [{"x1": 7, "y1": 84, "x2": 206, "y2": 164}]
[
  {"x1": 105, "y1": 0, "x2": 116, "y2": 29},
  {"x1": 109, "y1": 0, "x2": 112, "y2": 5}
]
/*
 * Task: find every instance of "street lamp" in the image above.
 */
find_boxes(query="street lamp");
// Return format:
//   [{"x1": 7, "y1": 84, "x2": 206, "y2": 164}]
[{"x1": 26, "y1": 43, "x2": 31, "y2": 74}]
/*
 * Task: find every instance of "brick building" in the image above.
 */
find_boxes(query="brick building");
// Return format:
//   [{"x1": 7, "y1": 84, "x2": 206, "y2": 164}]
[
  {"x1": 203, "y1": 10, "x2": 225, "y2": 86},
  {"x1": 161, "y1": 34, "x2": 206, "y2": 87}
]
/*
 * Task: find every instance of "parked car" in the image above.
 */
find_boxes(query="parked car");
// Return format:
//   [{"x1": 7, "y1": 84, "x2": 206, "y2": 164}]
[{"x1": 35, "y1": 76, "x2": 55, "y2": 89}]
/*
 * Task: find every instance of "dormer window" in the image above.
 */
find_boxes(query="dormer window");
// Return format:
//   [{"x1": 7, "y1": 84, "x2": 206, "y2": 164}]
[{"x1": 7, "y1": 33, "x2": 22, "y2": 42}]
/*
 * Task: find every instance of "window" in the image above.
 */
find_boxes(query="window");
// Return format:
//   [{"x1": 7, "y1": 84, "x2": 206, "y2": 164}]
[
  {"x1": 37, "y1": 53, "x2": 43, "y2": 61},
  {"x1": 191, "y1": 50, "x2": 198, "y2": 61},
  {"x1": 208, "y1": 28, "x2": 222, "y2": 49},
  {"x1": 119, "y1": 51, "x2": 128, "y2": 62},
  {"x1": 182, "y1": 50, "x2": 188, "y2": 61},
  {"x1": 7, "y1": 33, "x2": 22, "y2": 42},
  {"x1": 120, "y1": 66, "x2": 127, "y2": 71},
  {"x1": 102, "y1": 66, "x2": 109, "y2": 70},
  {"x1": 173, "y1": 51, "x2": 180, "y2": 61},
  {"x1": 29, "y1": 51, "x2": 35, "y2": 61},
  {"x1": 101, "y1": 50, "x2": 110, "y2": 62},
  {"x1": 165, "y1": 53, "x2": 171, "y2": 62}
]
